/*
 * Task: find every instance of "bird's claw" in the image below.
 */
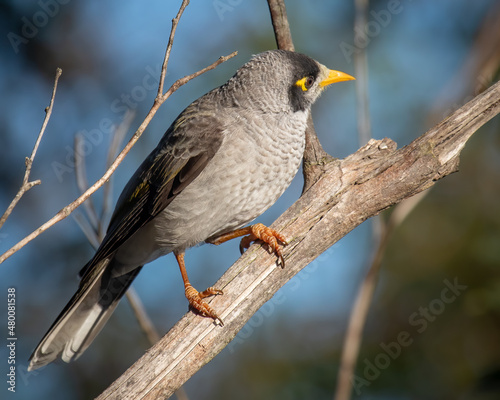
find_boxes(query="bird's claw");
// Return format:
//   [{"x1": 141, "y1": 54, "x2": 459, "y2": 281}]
[
  {"x1": 185, "y1": 285, "x2": 224, "y2": 325},
  {"x1": 239, "y1": 223, "x2": 288, "y2": 268}
]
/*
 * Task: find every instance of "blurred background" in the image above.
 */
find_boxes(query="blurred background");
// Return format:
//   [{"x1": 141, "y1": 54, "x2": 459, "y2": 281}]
[{"x1": 1, "y1": 0, "x2": 499, "y2": 399}]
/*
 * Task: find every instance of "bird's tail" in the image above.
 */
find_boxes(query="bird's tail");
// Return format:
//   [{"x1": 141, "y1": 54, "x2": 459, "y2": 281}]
[{"x1": 28, "y1": 258, "x2": 142, "y2": 371}]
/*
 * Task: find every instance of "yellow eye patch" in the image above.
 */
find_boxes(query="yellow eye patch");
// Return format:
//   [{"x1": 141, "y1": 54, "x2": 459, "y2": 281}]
[{"x1": 295, "y1": 77, "x2": 309, "y2": 92}]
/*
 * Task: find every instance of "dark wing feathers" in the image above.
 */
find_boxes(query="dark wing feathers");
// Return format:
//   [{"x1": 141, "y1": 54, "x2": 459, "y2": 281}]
[{"x1": 80, "y1": 109, "x2": 223, "y2": 278}]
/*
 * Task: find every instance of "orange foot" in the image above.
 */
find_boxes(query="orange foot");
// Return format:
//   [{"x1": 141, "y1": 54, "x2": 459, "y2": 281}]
[
  {"x1": 185, "y1": 284, "x2": 224, "y2": 325},
  {"x1": 239, "y1": 223, "x2": 288, "y2": 267},
  {"x1": 175, "y1": 251, "x2": 224, "y2": 325},
  {"x1": 209, "y1": 223, "x2": 288, "y2": 267}
]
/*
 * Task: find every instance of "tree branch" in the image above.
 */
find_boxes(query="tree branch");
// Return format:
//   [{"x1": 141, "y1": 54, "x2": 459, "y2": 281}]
[
  {"x1": 0, "y1": 68, "x2": 62, "y2": 229},
  {"x1": 266, "y1": 0, "x2": 333, "y2": 192},
  {"x1": 267, "y1": 0, "x2": 294, "y2": 52},
  {"x1": 334, "y1": 188, "x2": 428, "y2": 400},
  {"x1": 334, "y1": 1, "x2": 378, "y2": 398},
  {"x1": 72, "y1": 105, "x2": 192, "y2": 399},
  {"x1": 0, "y1": 21, "x2": 237, "y2": 265},
  {"x1": 96, "y1": 78, "x2": 500, "y2": 400},
  {"x1": 157, "y1": 0, "x2": 190, "y2": 97}
]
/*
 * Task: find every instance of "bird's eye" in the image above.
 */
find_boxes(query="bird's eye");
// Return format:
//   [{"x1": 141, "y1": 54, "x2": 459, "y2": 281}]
[{"x1": 295, "y1": 76, "x2": 315, "y2": 92}]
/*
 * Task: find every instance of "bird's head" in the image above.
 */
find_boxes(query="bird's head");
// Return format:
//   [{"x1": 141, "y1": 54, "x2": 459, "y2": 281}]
[{"x1": 226, "y1": 50, "x2": 355, "y2": 114}]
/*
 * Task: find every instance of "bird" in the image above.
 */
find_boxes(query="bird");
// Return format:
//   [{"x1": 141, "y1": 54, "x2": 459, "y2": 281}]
[{"x1": 28, "y1": 49, "x2": 354, "y2": 371}]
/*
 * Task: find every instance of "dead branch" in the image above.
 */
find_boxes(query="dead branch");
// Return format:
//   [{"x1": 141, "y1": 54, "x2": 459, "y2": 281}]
[
  {"x1": 157, "y1": 0, "x2": 190, "y2": 97},
  {"x1": 96, "y1": 78, "x2": 500, "y2": 400},
  {"x1": 0, "y1": 68, "x2": 62, "y2": 229},
  {"x1": 267, "y1": 0, "x2": 295, "y2": 52},
  {"x1": 73, "y1": 109, "x2": 164, "y2": 357},
  {"x1": 334, "y1": 1, "x2": 377, "y2": 398},
  {"x1": 0, "y1": 1, "x2": 237, "y2": 265},
  {"x1": 267, "y1": 0, "x2": 333, "y2": 192},
  {"x1": 334, "y1": 189, "x2": 428, "y2": 400}
]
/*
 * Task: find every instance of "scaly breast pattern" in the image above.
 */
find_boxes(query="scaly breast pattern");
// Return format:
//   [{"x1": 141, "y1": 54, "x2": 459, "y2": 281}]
[{"x1": 155, "y1": 108, "x2": 309, "y2": 251}]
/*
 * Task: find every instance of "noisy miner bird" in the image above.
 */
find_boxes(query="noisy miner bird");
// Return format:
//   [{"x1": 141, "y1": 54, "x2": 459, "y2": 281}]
[{"x1": 28, "y1": 49, "x2": 354, "y2": 371}]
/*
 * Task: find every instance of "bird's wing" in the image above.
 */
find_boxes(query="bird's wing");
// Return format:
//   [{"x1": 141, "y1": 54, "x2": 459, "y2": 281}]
[{"x1": 81, "y1": 108, "x2": 223, "y2": 277}]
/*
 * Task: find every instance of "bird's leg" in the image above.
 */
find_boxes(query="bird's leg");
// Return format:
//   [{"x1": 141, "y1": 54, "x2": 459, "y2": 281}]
[
  {"x1": 208, "y1": 223, "x2": 288, "y2": 268},
  {"x1": 174, "y1": 251, "x2": 223, "y2": 325}
]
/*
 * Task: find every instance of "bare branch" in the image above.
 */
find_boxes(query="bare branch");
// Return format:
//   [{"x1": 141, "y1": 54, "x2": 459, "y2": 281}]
[
  {"x1": 125, "y1": 287, "x2": 189, "y2": 400},
  {"x1": 157, "y1": 0, "x2": 190, "y2": 97},
  {"x1": 430, "y1": 2, "x2": 500, "y2": 121},
  {"x1": 335, "y1": 5, "x2": 500, "y2": 395},
  {"x1": 266, "y1": 0, "x2": 334, "y2": 192},
  {"x1": 354, "y1": 0, "x2": 371, "y2": 146},
  {"x1": 334, "y1": 1, "x2": 377, "y2": 398},
  {"x1": 72, "y1": 212, "x2": 100, "y2": 250},
  {"x1": 74, "y1": 134, "x2": 100, "y2": 232},
  {"x1": 100, "y1": 110, "x2": 136, "y2": 238},
  {"x1": 73, "y1": 119, "x2": 163, "y2": 361},
  {"x1": 125, "y1": 288, "x2": 161, "y2": 345},
  {"x1": 266, "y1": 0, "x2": 294, "y2": 52},
  {"x1": 159, "y1": 51, "x2": 237, "y2": 102},
  {"x1": 0, "y1": 68, "x2": 62, "y2": 229},
  {"x1": 334, "y1": 187, "x2": 428, "y2": 400},
  {"x1": 0, "y1": 49, "x2": 236, "y2": 265},
  {"x1": 96, "y1": 79, "x2": 500, "y2": 400}
]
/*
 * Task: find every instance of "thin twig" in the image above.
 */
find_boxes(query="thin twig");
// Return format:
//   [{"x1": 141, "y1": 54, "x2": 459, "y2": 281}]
[
  {"x1": 100, "y1": 110, "x2": 136, "y2": 239},
  {"x1": 74, "y1": 134, "x2": 100, "y2": 231},
  {"x1": 72, "y1": 212, "x2": 101, "y2": 250},
  {"x1": 0, "y1": 53, "x2": 236, "y2": 265},
  {"x1": 0, "y1": 0, "x2": 236, "y2": 265},
  {"x1": 125, "y1": 288, "x2": 161, "y2": 345},
  {"x1": 159, "y1": 51, "x2": 237, "y2": 103},
  {"x1": 354, "y1": 0, "x2": 371, "y2": 146},
  {"x1": 0, "y1": 68, "x2": 62, "y2": 229},
  {"x1": 73, "y1": 114, "x2": 162, "y2": 349},
  {"x1": 106, "y1": 111, "x2": 135, "y2": 171},
  {"x1": 157, "y1": 0, "x2": 190, "y2": 97}
]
